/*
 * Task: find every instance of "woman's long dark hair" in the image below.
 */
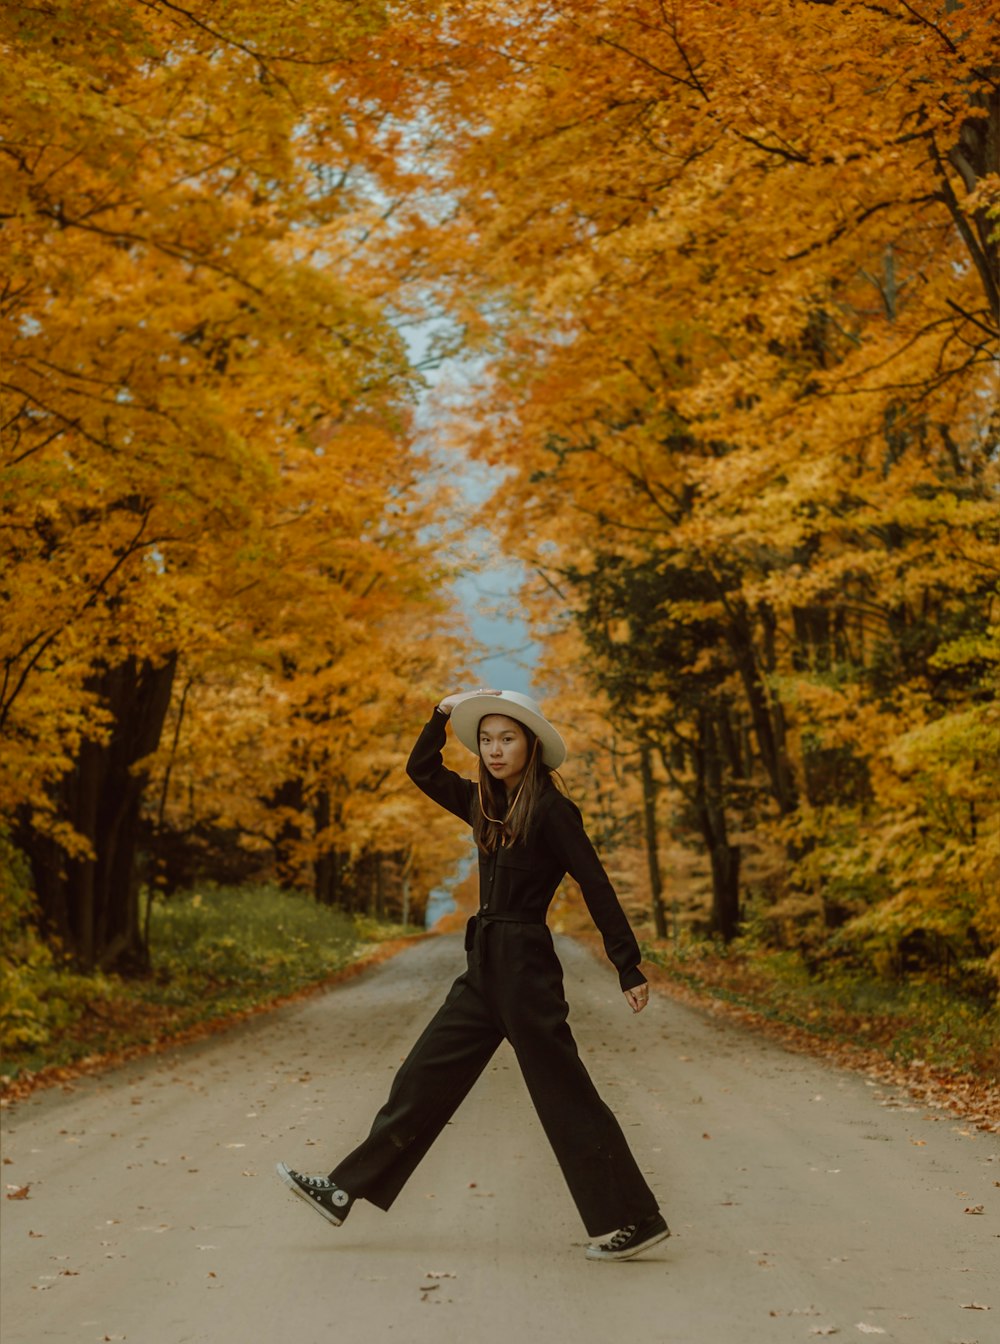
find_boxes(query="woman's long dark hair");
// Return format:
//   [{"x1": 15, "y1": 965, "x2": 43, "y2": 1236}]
[{"x1": 472, "y1": 718, "x2": 561, "y2": 852}]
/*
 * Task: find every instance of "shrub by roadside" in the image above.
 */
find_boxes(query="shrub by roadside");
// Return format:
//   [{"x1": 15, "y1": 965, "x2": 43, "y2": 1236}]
[
  {"x1": 1, "y1": 882, "x2": 426, "y2": 1096},
  {"x1": 639, "y1": 937, "x2": 999, "y2": 1075},
  {"x1": 634, "y1": 935, "x2": 999, "y2": 1131}
]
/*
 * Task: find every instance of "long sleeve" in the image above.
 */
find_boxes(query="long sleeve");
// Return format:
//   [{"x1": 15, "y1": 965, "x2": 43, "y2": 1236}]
[
  {"x1": 544, "y1": 795, "x2": 646, "y2": 991},
  {"x1": 405, "y1": 707, "x2": 476, "y2": 825}
]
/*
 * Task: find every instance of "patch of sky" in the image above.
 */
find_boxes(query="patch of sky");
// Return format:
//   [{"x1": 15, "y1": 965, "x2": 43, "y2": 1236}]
[
  {"x1": 286, "y1": 103, "x2": 544, "y2": 697},
  {"x1": 403, "y1": 313, "x2": 541, "y2": 697}
]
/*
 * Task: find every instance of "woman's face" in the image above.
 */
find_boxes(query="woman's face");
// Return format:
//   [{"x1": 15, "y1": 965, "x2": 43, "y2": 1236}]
[{"x1": 479, "y1": 714, "x2": 530, "y2": 792}]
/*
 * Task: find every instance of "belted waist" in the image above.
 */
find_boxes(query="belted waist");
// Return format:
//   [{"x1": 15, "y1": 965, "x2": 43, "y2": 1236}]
[
  {"x1": 464, "y1": 908, "x2": 547, "y2": 964},
  {"x1": 475, "y1": 908, "x2": 546, "y2": 924}
]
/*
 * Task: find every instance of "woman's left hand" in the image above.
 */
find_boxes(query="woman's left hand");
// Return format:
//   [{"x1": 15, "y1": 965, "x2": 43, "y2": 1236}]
[
  {"x1": 624, "y1": 984, "x2": 650, "y2": 1014},
  {"x1": 437, "y1": 688, "x2": 501, "y2": 717}
]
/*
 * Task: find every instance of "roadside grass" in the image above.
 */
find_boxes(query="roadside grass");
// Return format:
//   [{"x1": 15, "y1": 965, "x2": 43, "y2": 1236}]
[
  {"x1": 1, "y1": 883, "x2": 425, "y2": 1087},
  {"x1": 640, "y1": 938, "x2": 1000, "y2": 1076}
]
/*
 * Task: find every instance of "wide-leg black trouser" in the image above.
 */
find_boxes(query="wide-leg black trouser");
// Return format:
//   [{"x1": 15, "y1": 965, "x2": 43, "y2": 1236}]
[{"x1": 328, "y1": 920, "x2": 659, "y2": 1237}]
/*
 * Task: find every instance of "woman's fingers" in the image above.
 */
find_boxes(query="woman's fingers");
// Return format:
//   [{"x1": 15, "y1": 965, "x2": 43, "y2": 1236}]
[
  {"x1": 624, "y1": 985, "x2": 650, "y2": 1014},
  {"x1": 438, "y1": 688, "x2": 502, "y2": 715}
]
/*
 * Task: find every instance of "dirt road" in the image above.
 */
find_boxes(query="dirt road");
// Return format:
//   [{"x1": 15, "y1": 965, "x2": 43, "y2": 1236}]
[{"x1": 2, "y1": 935, "x2": 996, "y2": 1344}]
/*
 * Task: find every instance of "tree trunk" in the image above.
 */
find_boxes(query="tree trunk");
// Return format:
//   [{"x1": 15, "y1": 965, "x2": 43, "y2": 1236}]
[
  {"x1": 941, "y1": 79, "x2": 1000, "y2": 329},
  {"x1": 724, "y1": 601, "x2": 798, "y2": 816},
  {"x1": 639, "y1": 740, "x2": 667, "y2": 938},
  {"x1": 400, "y1": 847, "x2": 413, "y2": 928},
  {"x1": 18, "y1": 653, "x2": 178, "y2": 974},
  {"x1": 312, "y1": 789, "x2": 335, "y2": 905},
  {"x1": 271, "y1": 777, "x2": 304, "y2": 889},
  {"x1": 375, "y1": 853, "x2": 385, "y2": 920},
  {"x1": 695, "y1": 712, "x2": 741, "y2": 942}
]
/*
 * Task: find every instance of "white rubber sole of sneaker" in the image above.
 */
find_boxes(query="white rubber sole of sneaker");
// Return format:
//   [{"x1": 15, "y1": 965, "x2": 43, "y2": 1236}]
[
  {"x1": 585, "y1": 1226, "x2": 671, "y2": 1261},
  {"x1": 275, "y1": 1162, "x2": 345, "y2": 1227}
]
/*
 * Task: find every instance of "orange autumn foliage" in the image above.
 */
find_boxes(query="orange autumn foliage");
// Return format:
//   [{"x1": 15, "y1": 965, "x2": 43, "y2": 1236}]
[
  {"x1": 2, "y1": 0, "x2": 997, "y2": 1000},
  {"x1": 377, "y1": 1, "x2": 1000, "y2": 986},
  {"x1": 0, "y1": 0, "x2": 469, "y2": 967}
]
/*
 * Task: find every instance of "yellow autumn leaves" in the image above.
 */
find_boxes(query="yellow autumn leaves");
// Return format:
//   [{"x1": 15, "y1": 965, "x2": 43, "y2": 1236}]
[
  {"x1": 2, "y1": 1, "x2": 998, "y2": 991},
  {"x1": 1, "y1": 1, "x2": 466, "y2": 965}
]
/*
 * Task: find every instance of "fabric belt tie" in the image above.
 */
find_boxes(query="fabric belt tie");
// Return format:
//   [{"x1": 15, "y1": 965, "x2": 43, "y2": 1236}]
[{"x1": 468, "y1": 909, "x2": 546, "y2": 968}]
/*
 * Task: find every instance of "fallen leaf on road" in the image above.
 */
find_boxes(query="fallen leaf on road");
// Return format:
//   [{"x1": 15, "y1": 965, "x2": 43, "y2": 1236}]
[
  {"x1": 424, "y1": 1271, "x2": 457, "y2": 1279},
  {"x1": 702, "y1": 1132, "x2": 711, "y2": 1139},
  {"x1": 6, "y1": 1184, "x2": 30, "y2": 1200},
  {"x1": 961, "y1": 1303, "x2": 990, "y2": 1310},
  {"x1": 810, "y1": 1329, "x2": 839, "y2": 1336},
  {"x1": 855, "y1": 1325, "x2": 886, "y2": 1334},
  {"x1": 963, "y1": 1205, "x2": 984, "y2": 1215}
]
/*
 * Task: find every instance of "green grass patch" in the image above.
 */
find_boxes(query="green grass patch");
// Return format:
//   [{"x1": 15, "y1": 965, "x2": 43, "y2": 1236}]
[
  {"x1": 1, "y1": 883, "x2": 425, "y2": 1084},
  {"x1": 641, "y1": 939, "x2": 1000, "y2": 1075}
]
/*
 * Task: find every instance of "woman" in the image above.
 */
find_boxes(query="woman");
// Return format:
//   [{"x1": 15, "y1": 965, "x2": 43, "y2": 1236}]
[{"x1": 277, "y1": 688, "x2": 670, "y2": 1261}]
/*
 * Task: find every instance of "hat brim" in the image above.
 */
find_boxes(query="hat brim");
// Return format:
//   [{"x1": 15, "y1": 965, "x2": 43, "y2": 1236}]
[{"x1": 451, "y1": 693, "x2": 567, "y2": 770}]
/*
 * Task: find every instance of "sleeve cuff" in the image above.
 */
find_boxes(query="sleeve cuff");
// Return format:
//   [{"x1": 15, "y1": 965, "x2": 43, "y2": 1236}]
[{"x1": 619, "y1": 966, "x2": 647, "y2": 992}]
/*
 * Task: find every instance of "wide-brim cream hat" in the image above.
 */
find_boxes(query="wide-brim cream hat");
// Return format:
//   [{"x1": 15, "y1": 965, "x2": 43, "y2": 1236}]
[{"x1": 451, "y1": 691, "x2": 567, "y2": 769}]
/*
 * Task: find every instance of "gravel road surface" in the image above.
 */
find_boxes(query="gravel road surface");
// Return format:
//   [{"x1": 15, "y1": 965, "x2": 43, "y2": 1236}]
[{"x1": 2, "y1": 935, "x2": 996, "y2": 1344}]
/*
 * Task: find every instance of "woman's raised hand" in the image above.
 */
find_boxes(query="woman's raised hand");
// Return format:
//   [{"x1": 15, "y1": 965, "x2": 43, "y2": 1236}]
[{"x1": 437, "y1": 688, "x2": 502, "y2": 717}]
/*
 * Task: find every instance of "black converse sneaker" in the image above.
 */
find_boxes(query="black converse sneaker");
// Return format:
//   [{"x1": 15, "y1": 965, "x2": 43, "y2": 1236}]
[
  {"x1": 276, "y1": 1162, "x2": 353, "y2": 1227},
  {"x1": 585, "y1": 1212, "x2": 671, "y2": 1261}
]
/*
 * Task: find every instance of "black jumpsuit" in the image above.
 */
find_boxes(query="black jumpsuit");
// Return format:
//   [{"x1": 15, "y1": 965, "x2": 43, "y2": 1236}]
[{"x1": 328, "y1": 708, "x2": 660, "y2": 1236}]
